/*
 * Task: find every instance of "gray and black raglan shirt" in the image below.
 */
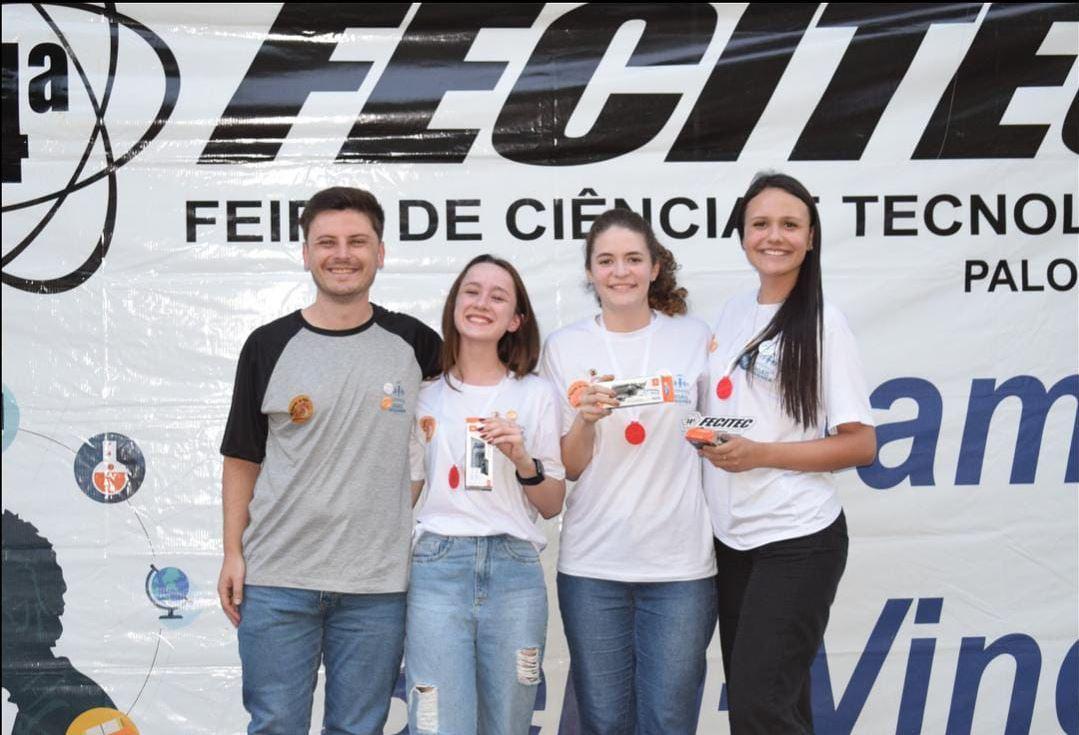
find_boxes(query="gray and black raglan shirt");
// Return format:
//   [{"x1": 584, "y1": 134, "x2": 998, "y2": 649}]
[{"x1": 221, "y1": 305, "x2": 441, "y2": 594}]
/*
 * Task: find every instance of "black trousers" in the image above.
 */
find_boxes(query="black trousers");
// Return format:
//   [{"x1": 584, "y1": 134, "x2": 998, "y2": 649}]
[{"x1": 714, "y1": 512, "x2": 848, "y2": 735}]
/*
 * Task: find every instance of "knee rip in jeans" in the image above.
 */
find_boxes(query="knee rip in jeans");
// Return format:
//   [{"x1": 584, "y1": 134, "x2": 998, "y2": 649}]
[
  {"x1": 410, "y1": 685, "x2": 438, "y2": 733},
  {"x1": 516, "y1": 647, "x2": 541, "y2": 685}
]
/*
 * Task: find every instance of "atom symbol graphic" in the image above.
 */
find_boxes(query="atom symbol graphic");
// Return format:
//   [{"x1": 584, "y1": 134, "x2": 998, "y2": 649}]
[{"x1": 1, "y1": 2, "x2": 179, "y2": 294}]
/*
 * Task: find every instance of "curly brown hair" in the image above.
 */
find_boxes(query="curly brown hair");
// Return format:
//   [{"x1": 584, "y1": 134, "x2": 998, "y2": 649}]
[{"x1": 584, "y1": 208, "x2": 687, "y2": 316}]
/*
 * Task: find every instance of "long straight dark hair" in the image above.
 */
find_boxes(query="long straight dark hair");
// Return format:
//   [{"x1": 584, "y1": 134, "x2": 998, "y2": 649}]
[
  {"x1": 735, "y1": 173, "x2": 823, "y2": 428},
  {"x1": 440, "y1": 254, "x2": 541, "y2": 382}
]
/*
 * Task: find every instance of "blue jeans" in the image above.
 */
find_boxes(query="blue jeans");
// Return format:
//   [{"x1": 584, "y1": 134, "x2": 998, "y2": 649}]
[
  {"x1": 405, "y1": 534, "x2": 548, "y2": 735},
  {"x1": 237, "y1": 585, "x2": 405, "y2": 735},
  {"x1": 557, "y1": 573, "x2": 717, "y2": 735}
]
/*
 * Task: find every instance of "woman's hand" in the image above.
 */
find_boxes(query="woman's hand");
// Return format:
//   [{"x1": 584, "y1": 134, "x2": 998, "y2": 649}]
[
  {"x1": 480, "y1": 413, "x2": 530, "y2": 468},
  {"x1": 699, "y1": 434, "x2": 767, "y2": 473},
  {"x1": 571, "y1": 374, "x2": 619, "y2": 424},
  {"x1": 699, "y1": 423, "x2": 876, "y2": 474}
]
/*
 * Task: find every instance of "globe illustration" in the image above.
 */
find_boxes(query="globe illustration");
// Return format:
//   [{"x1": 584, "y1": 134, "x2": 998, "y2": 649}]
[{"x1": 145, "y1": 564, "x2": 189, "y2": 619}]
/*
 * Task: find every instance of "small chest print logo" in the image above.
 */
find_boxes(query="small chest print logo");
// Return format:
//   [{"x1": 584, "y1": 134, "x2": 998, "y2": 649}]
[
  {"x1": 739, "y1": 345, "x2": 778, "y2": 382},
  {"x1": 709, "y1": 335, "x2": 718, "y2": 353},
  {"x1": 289, "y1": 395, "x2": 314, "y2": 424},
  {"x1": 506, "y1": 410, "x2": 518, "y2": 422},
  {"x1": 673, "y1": 374, "x2": 692, "y2": 404},
  {"x1": 419, "y1": 416, "x2": 436, "y2": 442},
  {"x1": 381, "y1": 382, "x2": 407, "y2": 413}
]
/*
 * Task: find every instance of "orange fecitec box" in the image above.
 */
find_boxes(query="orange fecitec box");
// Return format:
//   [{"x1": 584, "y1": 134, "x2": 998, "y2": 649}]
[{"x1": 595, "y1": 374, "x2": 676, "y2": 409}]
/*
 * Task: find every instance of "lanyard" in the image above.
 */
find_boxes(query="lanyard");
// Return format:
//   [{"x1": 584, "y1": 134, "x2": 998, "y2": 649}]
[
  {"x1": 598, "y1": 313, "x2": 657, "y2": 445},
  {"x1": 599, "y1": 312, "x2": 655, "y2": 424},
  {"x1": 716, "y1": 309, "x2": 774, "y2": 400},
  {"x1": 435, "y1": 374, "x2": 507, "y2": 486}
]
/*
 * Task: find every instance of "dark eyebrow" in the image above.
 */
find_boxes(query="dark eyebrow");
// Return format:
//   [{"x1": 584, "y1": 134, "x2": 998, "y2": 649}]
[
  {"x1": 462, "y1": 280, "x2": 511, "y2": 295},
  {"x1": 594, "y1": 249, "x2": 647, "y2": 258}
]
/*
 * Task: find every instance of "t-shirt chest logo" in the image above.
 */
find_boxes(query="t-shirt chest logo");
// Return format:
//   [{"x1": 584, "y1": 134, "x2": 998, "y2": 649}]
[
  {"x1": 288, "y1": 394, "x2": 314, "y2": 424},
  {"x1": 380, "y1": 381, "x2": 406, "y2": 413},
  {"x1": 739, "y1": 339, "x2": 779, "y2": 382}
]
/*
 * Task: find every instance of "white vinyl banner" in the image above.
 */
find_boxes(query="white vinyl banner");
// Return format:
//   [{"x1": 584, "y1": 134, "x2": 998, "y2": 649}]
[{"x1": 2, "y1": 4, "x2": 1077, "y2": 734}]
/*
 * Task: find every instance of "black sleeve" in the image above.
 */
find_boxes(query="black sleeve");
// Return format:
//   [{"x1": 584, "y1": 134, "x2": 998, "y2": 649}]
[
  {"x1": 414, "y1": 320, "x2": 443, "y2": 379},
  {"x1": 375, "y1": 306, "x2": 443, "y2": 379},
  {"x1": 220, "y1": 314, "x2": 302, "y2": 463}
]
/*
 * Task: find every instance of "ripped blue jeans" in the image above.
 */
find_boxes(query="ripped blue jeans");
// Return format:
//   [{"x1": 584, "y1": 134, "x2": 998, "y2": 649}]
[{"x1": 405, "y1": 534, "x2": 547, "y2": 734}]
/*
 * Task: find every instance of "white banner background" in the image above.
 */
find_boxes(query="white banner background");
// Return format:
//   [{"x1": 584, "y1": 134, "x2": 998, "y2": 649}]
[{"x1": 2, "y1": 4, "x2": 1077, "y2": 734}]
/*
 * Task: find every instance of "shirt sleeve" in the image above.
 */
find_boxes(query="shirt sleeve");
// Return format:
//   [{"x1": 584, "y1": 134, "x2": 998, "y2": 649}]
[
  {"x1": 414, "y1": 323, "x2": 443, "y2": 380},
  {"x1": 539, "y1": 336, "x2": 577, "y2": 437},
  {"x1": 822, "y1": 308, "x2": 875, "y2": 434},
  {"x1": 531, "y1": 380, "x2": 567, "y2": 481},
  {"x1": 687, "y1": 319, "x2": 711, "y2": 414},
  {"x1": 409, "y1": 415, "x2": 427, "y2": 484},
  {"x1": 220, "y1": 333, "x2": 270, "y2": 463}
]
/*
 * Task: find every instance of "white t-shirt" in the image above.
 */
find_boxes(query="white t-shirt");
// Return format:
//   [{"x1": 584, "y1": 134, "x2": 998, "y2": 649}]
[
  {"x1": 411, "y1": 373, "x2": 566, "y2": 548},
  {"x1": 539, "y1": 313, "x2": 717, "y2": 582},
  {"x1": 703, "y1": 290, "x2": 875, "y2": 550}
]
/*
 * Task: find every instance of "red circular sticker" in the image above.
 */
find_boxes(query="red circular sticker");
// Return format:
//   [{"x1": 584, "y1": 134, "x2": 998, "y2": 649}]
[
  {"x1": 625, "y1": 421, "x2": 646, "y2": 445},
  {"x1": 448, "y1": 465, "x2": 460, "y2": 489},
  {"x1": 716, "y1": 376, "x2": 733, "y2": 400}
]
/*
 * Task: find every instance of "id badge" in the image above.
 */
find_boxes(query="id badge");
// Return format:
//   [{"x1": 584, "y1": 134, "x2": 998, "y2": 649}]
[{"x1": 464, "y1": 419, "x2": 494, "y2": 491}]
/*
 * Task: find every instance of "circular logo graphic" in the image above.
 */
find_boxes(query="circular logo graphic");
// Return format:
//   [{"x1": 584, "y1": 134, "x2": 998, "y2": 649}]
[
  {"x1": 567, "y1": 380, "x2": 589, "y2": 408},
  {"x1": 73, "y1": 432, "x2": 146, "y2": 503},
  {"x1": 65, "y1": 708, "x2": 140, "y2": 735},
  {"x1": 2, "y1": 4, "x2": 179, "y2": 294},
  {"x1": 383, "y1": 382, "x2": 395, "y2": 395},
  {"x1": 2, "y1": 384, "x2": 19, "y2": 451},
  {"x1": 380, "y1": 396, "x2": 394, "y2": 410},
  {"x1": 288, "y1": 394, "x2": 314, "y2": 424}
]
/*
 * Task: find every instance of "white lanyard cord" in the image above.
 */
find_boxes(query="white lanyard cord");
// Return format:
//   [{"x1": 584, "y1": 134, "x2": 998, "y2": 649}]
[
  {"x1": 435, "y1": 373, "x2": 507, "y2": 469},
  {"x1": 599, "y1": 312, "x2": 655, "y2": 423}
]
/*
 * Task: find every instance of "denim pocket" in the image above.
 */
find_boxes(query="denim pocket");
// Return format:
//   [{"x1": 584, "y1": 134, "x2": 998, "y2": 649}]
[
  {"x1": 412, "y1": 534, "x2": 452, "y2": 563},
  {"x1": 501, "y1": 536, "x2": 540, "y2": 563}
]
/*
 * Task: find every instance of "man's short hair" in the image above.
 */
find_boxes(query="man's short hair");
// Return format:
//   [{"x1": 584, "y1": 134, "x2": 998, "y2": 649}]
[{"x1": 300, "y1": 187, "x2": 385, "y2": 242}]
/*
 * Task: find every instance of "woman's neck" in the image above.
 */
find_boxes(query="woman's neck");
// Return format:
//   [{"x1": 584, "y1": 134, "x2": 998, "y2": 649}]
[
  {"x1": 600, "y1": 303, "x2": 653, "y2": 332},
  {"x1": 757, "y1": 273, "x2": 796, "y2": 305},
  {"x1": 454, "y1": 340, "x2": 507, "y2": 385}
]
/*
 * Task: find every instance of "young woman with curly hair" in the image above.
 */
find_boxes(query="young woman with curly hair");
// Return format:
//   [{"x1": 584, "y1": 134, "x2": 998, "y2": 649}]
[{"x1": 540, "y1": 208, "x2": 716, "y2": 734}]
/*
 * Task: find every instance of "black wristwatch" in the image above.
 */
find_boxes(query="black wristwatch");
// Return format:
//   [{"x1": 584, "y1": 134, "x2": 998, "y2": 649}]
[{"x1": 516, "y1": 458, "x2": 545, "y2": 486}]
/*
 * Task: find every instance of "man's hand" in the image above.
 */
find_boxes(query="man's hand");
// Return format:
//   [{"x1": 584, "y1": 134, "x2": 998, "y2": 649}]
[
  {"x1": 220, "y1": 456, "x2": 259, "y2": 627},
  {"x1": 218, "y1": 553, "x2": 245, "y2": 628}
]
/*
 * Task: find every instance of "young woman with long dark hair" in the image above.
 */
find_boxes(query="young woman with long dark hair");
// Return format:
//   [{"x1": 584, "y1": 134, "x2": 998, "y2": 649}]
[
  {"x1": 701, "y1": 173, "x2": 876, "y2": 733},
  {"x1": 407, "y1": 254, "x2": 566, "y2": 734},
  {"x1": 540, "y1": 209, "x2": 716, "y2": 734}
]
